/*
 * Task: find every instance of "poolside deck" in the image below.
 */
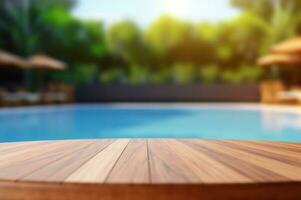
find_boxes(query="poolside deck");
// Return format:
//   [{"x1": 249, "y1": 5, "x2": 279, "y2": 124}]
[{"x1": 0, "y1": 139, "x2": 301, "y2": 199}]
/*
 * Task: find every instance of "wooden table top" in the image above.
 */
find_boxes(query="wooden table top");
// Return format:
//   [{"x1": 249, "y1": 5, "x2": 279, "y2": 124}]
[{"x1": 0, "y1": 139, "x2": 300, "y2": 184}]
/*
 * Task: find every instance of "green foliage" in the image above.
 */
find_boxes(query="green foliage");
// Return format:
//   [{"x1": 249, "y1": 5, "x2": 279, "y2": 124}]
[
  {"x1": 1, "y1": 0, "x2": 300, "y2": 85},
  {"x1": 195, "y1": 23, "x2": 218, "y2": 42},
  {"x1": 216, "y1": 12, "x2": 269, "y2": 66},
  {"x1": 99, "y1": 68, "x2": 127, "y2": 84},
  {"x1": 221, "y1": 70, "x2": 243, "y2": 84},
  {"x1": 106, "y1": 21, "x2": 149, "y2": 67},
  {"x1": 172, "y1": 63, "x2": 196, "y2": 84},
  {"x1": 42, "y1": 6, "x2": 73, "y2": 26},
  {"x1": 231, "y1": 0, "x2": 301, "y2": 22},
  {"x1": 49, "y1": 64, "x2": 98, "y2": 84},
  {"x1": 149, "y1": 69, "x2": 171, "y2": 84},
  {"x1": 0, "y1": 0, "x2": 108, "y2": 85},
  {"x1": 239, "y1": 65, "x2": 263, "y2": 83},
  {"x1": 128, "y1": 65, "x2": 150, "y2": 85},
  {"x1": 217, "y1": 46, "x2": 232, "y2": 61},
  {"x1": 107, "y1": 21, "x2": 140, "y2": 55},
  {"x1": 221, "y1": 65, "x2": 263, "y2": 84},
  {"x1": 73, "y1": 64, "x2": 99, "y2": 84},
  {"x1": 231, "y1": 0, "x2": 301, "y2": 51},
  {"x1": 200, "y1": 65, "x2": 219, "y2": 83},
  {"x1": 145, "y1": 16, "x2": 191, "y2": 56}
]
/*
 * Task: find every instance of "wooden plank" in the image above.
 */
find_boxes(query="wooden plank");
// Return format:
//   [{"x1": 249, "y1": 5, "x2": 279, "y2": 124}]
[
  {"x1": 106, "y1": 139, "x2": 149, "y2": 183},
  {"x1": 195, "y1": 140, "x2": 301, "y2": 181},
  {"x1": 148, "y1": 139, "x2": 202, "y2": 183},
  {"x1": 0, "y1": 139, "x2": 299, "y2": 186},
  {"x1": 220, "y1": 141, "x2": 301, "y2": 167},
  {"x1": 182, "y1": 140, "x2": 288, "y2": 182},
  {"x1": 250, "y1": 140, "x2": 301, "y2": 148},
  {"x1": 0, "y1": 141, "x2": 80, "y2": 168},
  {"x1": 0, "y1": 141, "x2": 52, "y2": 157},
  {"x1": 0, "y1": 141, "x2": 93, "y2": 180},
  {"x1": 0, "y1": 141, "x2": 50, "y2": 154},
  {"x1": 164, "y1": 140, "x2": 251, "y2": 183},
  {"x1": 22, "y1": 140, "x2": 115, "y2": 182},
  {"x1": 65, "y1": 139, "x2": 130, "y2": 183},
  {"x1": 247, "y1": 140, "x2": 301, "y2": 153},
  {"x1": 148, "y1": 139, "x2": 250, "y2": 183}
]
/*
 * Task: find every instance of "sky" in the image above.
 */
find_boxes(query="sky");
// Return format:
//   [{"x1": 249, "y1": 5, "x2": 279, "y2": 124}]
[{"x1": 72, "y1": 0, "x2": 240, "y2": 28}]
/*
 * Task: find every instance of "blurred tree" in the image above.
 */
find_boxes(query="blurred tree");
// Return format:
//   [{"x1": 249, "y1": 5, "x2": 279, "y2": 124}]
[
  {"x1": 0, "y1": 0, "x2": 77, "y2": 56},
  {"x1": 231, "y1": 0, "x2": 301, "y2": 21},
  {"x1": 1, "y1": 0, "x2": 297, "y2": 85},
  {"x1": 99, "y1": 68, "x2": 128, "y2": 84},
  {"x1": 172, "y1": 63, "x2": 196, "y2": 84},
  {"x1": 106, "y1": 21, "x2": 150, "y2": 67},
  {"x1": 145, "y1": 16, "x2": 191, "y2": 65},
  {"x1": 182, "y1": 23, "x2": 218, "y2": 65},
  {"x1": 215, "y1": 12, "x2": 269, "y2": 68},
  {"x1": 221, "y1": 65, "x2": 262, "y2": 84},
  {"x1": 44, "y1": 19, "x2": 108, "y2": 83},
  {"x1": 0, "y1": 0, "x2": 108, "y2": 85},
  {"x1": 167, "y1": 22, "x2": 217, "y2": 66},
  {"x1": 200, "y1": 65, "x2": 219, "y2": 83},
  {"x1": 231, "y1": 0, "x2": 301, "y2": 47}
]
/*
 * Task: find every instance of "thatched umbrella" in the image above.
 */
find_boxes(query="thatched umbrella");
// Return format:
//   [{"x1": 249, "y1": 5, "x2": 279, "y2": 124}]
[
  {"x1": 258, "y1": 36, "x2": 301, "y2": 85},
  {"x1": 257, "y1": 53, "x2": 301, "y2": 84},
  {"x1": 0, "y1": 51, "x2": 27, "y2": 68},
  {"x1": 257, "y1": 54, "x2": 301, "y2": 67},
  {"x1": 28, "y1": 54, "x2": 67, "y2": 71},
  {"x1": 272, "y1": 37, "x2": 301, "y2": 54},
  {"x1": 0, "y1": 51, "x2": 29, "y2": 87},
  {"x1": 27, "y1": 54, "x2": 67, "y2": 89}
]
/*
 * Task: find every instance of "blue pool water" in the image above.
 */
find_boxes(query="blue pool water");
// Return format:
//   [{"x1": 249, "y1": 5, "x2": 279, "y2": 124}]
[{"x1": 0, "y1": 104, "x2": 301, "y2": 143}]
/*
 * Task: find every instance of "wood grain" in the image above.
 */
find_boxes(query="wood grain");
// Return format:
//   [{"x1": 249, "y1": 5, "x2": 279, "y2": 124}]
[
  {"x1": 106, "y1": 139, "x2": 149, "y2": 183},
  {"x1": 0, "y1": 141, "x2": 91, "y2": 180},
  {"x1": 22, "y1": 140, "x2": 115, "y2": 182},
  {"x1": 148, "y1": 139, "x2": 201, "y2": 183},
  {"x1": 0, "y1": 141, "x2": 50, "y2": 155},
  {"x1": 181, "y1": 140, "x2": 288, "y2": 182},
  {"x1": 195, "y1": 140, "x2": 301, "y2": 181},
  {"x1": 164, "y1": 140, "x2": 251, "y2": 183},
  {"x1": 0, "y1": 139, "x2": 300, "y2": 186},
  {"x1": 0, "y1": 141, "x2": 80, "y2": 168},
  {"x1": 65, "y1": 139, "x2": 129, "y2": 183}
]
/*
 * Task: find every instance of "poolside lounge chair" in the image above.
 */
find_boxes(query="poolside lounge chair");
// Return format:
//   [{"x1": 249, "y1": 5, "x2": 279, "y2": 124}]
[
  {"x1": 276, "y1": 90, "x2": 301, "y2": 104},
  {"x1": 0, "y1": 91, "x2": 23, "y2": 106},
  {"x1": 19, "y1": 92, "x2": 41, "y2": 104},
  {"x1": 43, "y1": 92, "x2": 67, "y2": 103},
  {"x1": 0, "y1": 90, "x2": 41, "y2": 106},
  {"x1": 42, "y1": 84, "x2": 74, "y2": 104}
]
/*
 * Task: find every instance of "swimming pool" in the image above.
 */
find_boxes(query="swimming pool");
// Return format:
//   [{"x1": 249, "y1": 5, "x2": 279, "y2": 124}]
[{"x1": 0, "y1": 104, "x2": 301, "y2": 143}]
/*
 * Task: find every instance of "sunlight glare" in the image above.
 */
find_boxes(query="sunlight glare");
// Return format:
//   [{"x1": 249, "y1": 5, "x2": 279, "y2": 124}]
[{"x1": 162, "y1": 0, "x2": 189, "y2": 16}]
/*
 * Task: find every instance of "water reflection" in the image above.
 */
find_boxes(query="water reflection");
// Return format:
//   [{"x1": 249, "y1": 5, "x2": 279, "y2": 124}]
[{"x1": 261, "y1": 110, "x2": 301, "y2": 133}]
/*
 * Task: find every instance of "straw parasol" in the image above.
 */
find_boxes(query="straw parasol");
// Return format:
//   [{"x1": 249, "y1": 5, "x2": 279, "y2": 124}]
[
  {"x1": 258, "y1": 37, "x2": 301, "y2": 84},
  {"x1": 272, "y1": 37, "x2": 301, "y2": 54},
  {"x1": 257, "y1": 54, "x2": 301, "y2": 67},
  {"x1": 0, "y1": 50, "x2": 28, "y2": 68},
  {"x1": 28, "y1": 54, "x2": 67, "y2": 71}
]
